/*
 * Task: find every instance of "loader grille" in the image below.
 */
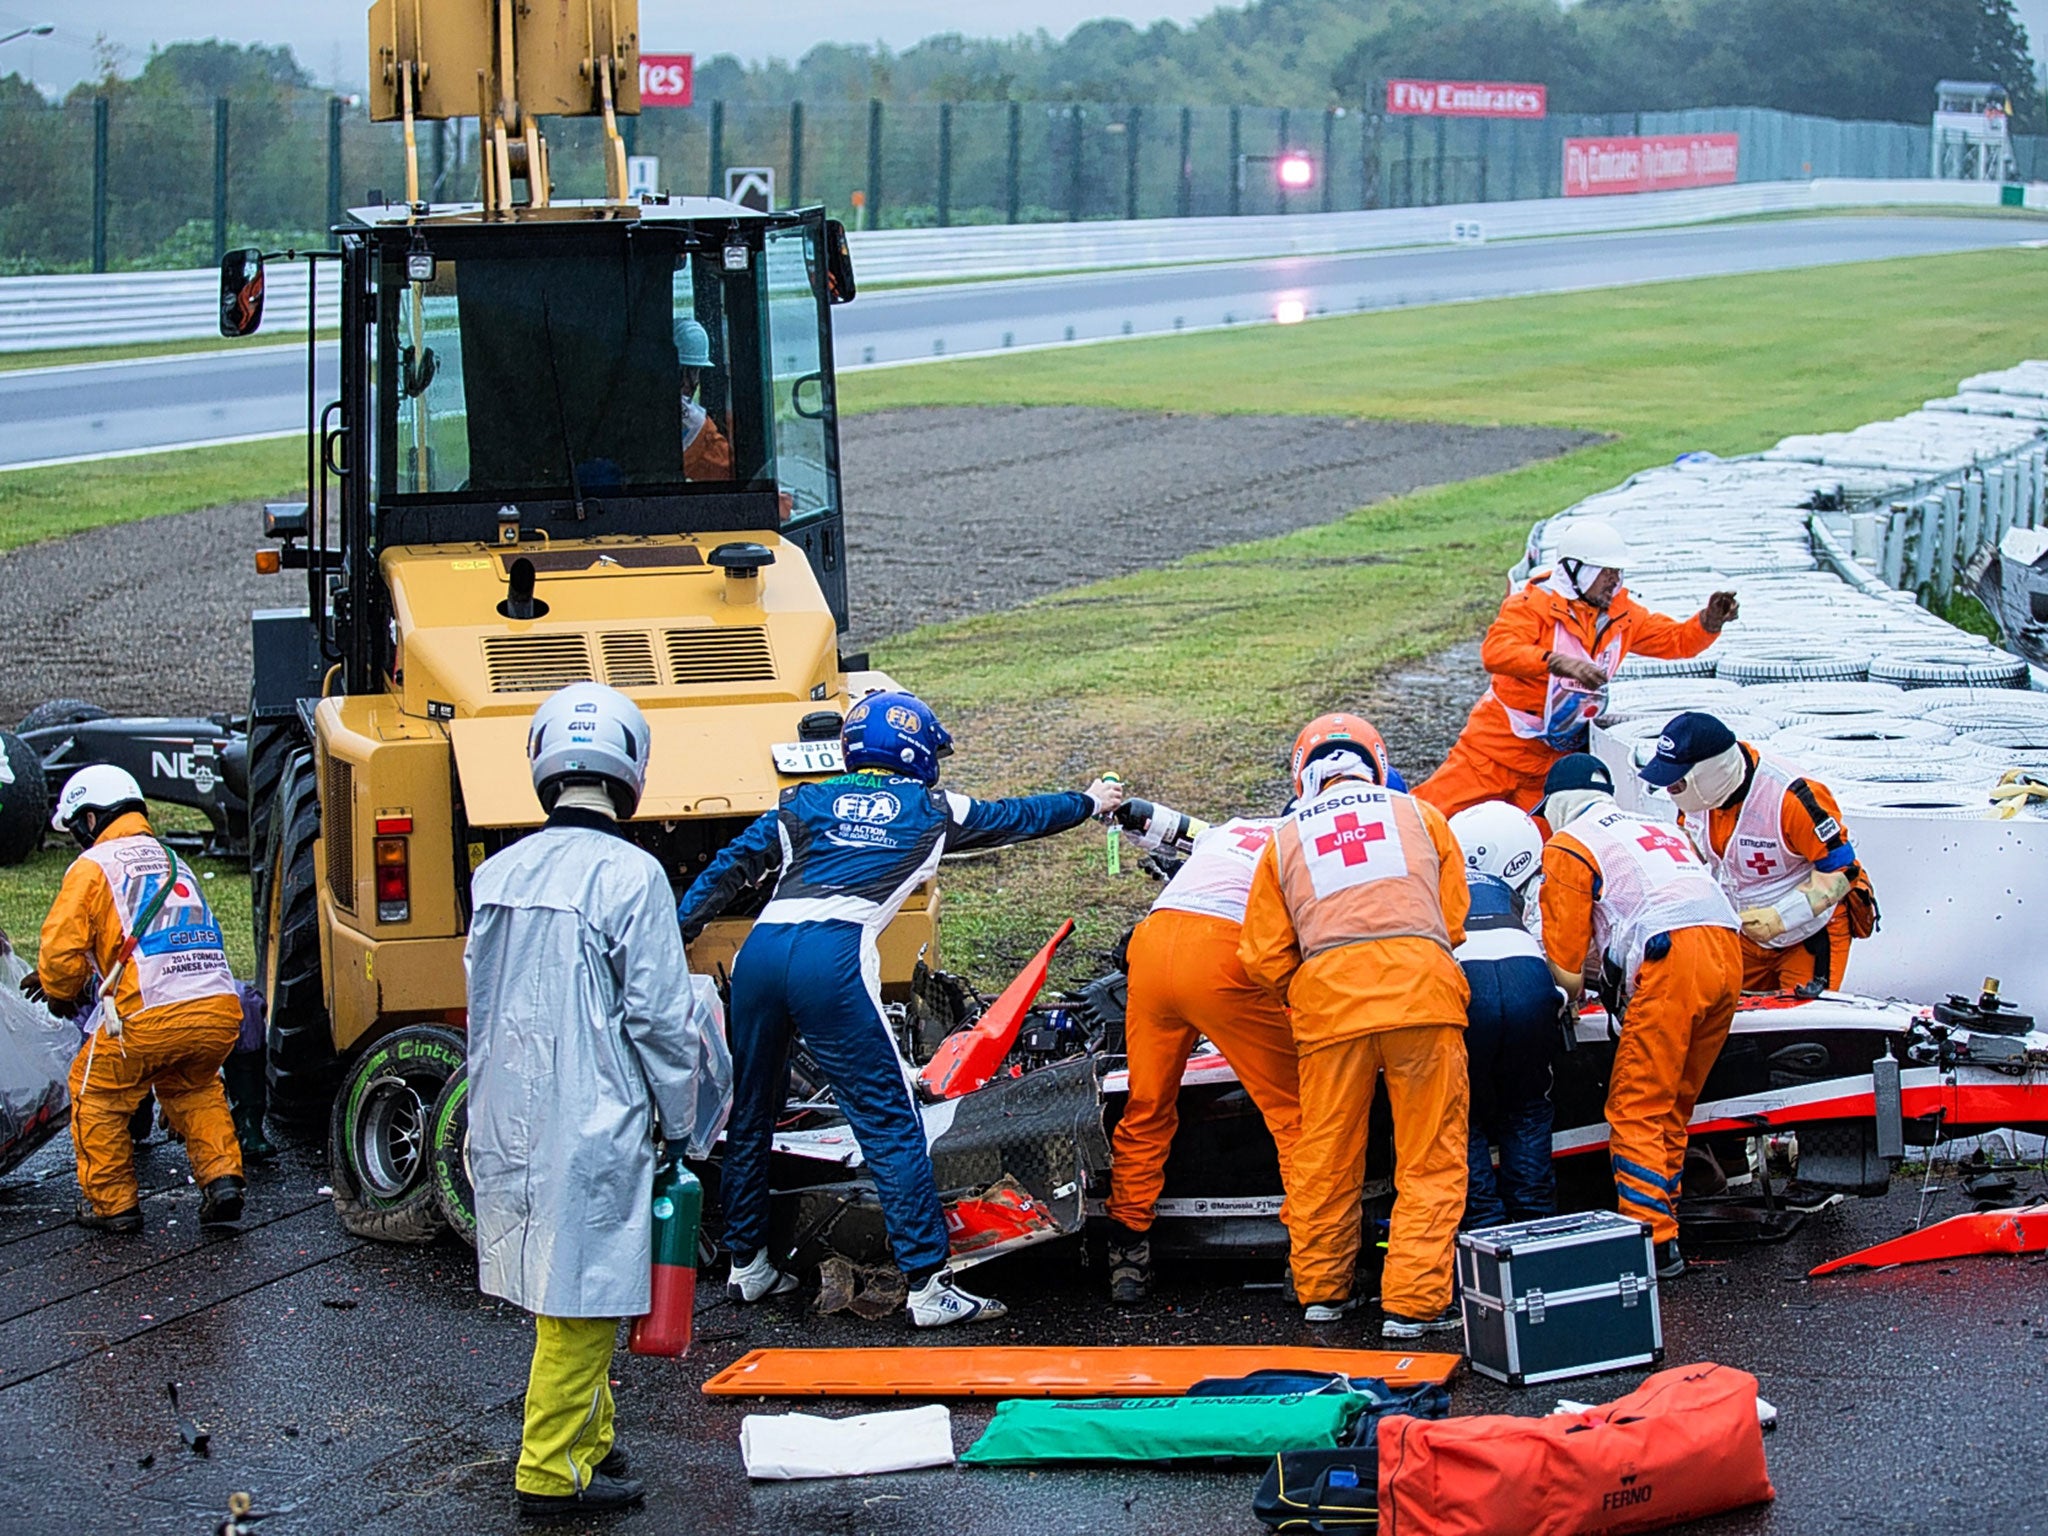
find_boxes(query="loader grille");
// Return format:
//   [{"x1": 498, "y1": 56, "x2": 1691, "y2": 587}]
[
  {"x1": 664, "y1": 626, "x2": 776, "y2": 685},
  {"x1": 598, "y1": 631, "x2": 661, "y2": 689},
  {"x1": 482, "y1": 634, "x2": 595, "y2": 693},
  {"x1": 324, "y1": 757, "x2": 354, "y2": 910}
]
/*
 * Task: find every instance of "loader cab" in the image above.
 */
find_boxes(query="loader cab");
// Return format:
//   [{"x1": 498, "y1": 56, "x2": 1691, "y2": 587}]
[{"x1": 318, "y1": 200, "x2": 850, "y2": 693}]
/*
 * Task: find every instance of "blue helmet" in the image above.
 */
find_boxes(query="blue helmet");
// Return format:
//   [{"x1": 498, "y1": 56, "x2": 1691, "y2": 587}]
[{"x1": 842, "y1": 690, "x2": 953, "y2": 784}]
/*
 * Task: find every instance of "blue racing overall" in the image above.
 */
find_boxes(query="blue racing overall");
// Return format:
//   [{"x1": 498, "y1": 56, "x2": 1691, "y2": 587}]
[
  {"x1": 1457, "y1": 871, "x2": 1563, "y2": 1228},
  {"x1": 678, "y1": 772, "x2": 1094, "y2": 1278}
]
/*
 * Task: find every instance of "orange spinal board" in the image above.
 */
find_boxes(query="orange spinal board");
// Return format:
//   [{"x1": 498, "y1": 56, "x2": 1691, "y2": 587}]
[
  {"x1": 918, "y1": 919, "x2": 1075, "y2": 1100},
  {"x1": 701, "y1": 1344, "x2": 1462, "y2": 1399}
]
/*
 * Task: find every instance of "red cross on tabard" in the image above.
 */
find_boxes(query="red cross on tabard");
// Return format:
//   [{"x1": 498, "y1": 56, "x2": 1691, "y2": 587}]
[
  {"x1": 1315, "y1": 813, "x2": 1388, "y2": 867},
  {"x1": 1744, "y1": 849, "x2": 1779, "y2": 878},
  {"x1": 1636, "y1": 825, "x2": 1692, "y2": 863},
  {"x1": 1234, "y1": 828, "x2": 1273, "y2": 853}
]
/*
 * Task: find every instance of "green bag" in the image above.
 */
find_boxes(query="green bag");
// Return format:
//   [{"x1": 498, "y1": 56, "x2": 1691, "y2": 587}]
[{"x1": 960, "y1": 1392, "x2": 1363, "y2": 1466}]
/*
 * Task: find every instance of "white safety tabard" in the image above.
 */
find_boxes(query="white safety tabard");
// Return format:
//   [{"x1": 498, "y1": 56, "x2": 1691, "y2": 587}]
[{"x1": 1296, "y1": 787, "x2": 1408, "y2": 898}]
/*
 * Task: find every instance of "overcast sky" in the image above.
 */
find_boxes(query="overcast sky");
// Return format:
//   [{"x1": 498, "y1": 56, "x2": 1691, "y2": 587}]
[
  {"x1": 0, "y1": 1, "x2": 1221, "y2": 93},
  {"x1": 3, "y1": 0, "x2": 2045, "y2": 96}
]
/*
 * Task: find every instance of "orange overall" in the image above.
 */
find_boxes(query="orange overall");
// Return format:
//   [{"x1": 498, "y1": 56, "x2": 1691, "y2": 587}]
[
  {"x1": 1240, "y1": 783, "x2": 1471, "y2": 1316},
  {"x1": 37, "y1": 812, "x2": 244, "y2": 1217},
  {"x1": 1541, "y1": 810, "x2": 1741, "y2": 1245},
  {"x1": 1415, "y1": 577, "x2": 1719, "y2": 818},
  {"x1": 1108, "y1": 909, "x2": 1303, "y2": 1232},
  {"x1": 1683, "y1": 746, "x2": 1864, "y2": 993}
]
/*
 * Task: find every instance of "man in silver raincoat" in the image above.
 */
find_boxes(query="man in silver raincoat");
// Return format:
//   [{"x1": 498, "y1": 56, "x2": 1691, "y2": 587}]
[{"x1": 465, "y1": 681, "x2": 729, "y2": 1522}]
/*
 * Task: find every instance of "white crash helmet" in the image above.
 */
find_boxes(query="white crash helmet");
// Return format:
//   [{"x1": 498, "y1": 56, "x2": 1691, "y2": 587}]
[
  {"x1": 527, "y1": 681, "x2": 652, "y2": 818},
  {"x1": 50, "y1": 764, "x2": 146, "y2": 832},
  {"x1": 1448, "y1": 801, "x2": 1543, "y2": 891},
  {"x1": 1551, "y1": 517, "x2": 1631, "y2": 574}
]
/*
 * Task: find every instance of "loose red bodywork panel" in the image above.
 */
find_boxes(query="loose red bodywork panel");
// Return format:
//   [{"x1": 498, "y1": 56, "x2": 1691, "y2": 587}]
[
  {"x1": 919, "y1": 920, "x2": 1075, "y2": 1100},
  {"x1": 1809, "y1": 1202, "x2": 2048, "y2": 1276},
  {"x1": 702, "y1": 1345, "x2": 1462, "y2": 1398}
]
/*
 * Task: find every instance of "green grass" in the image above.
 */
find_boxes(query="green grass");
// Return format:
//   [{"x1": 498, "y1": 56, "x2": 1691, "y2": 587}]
[
  {"x1": 7, "y1": 247, "x2": 2047, "y2": 986},
  {"x1": 0, "y1": 332, "x2": 330, "y2": 374},
  {"x1": 0, "y1": 437, "x2": 306, "y2": 551},
  {"x1": 839, "y1": 246, "x2": 2048, "y2": 978}
]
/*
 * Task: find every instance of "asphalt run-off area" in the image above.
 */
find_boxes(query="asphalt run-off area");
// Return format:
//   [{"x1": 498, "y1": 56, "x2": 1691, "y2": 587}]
[{"x1": 2, "y1": 1133, "x2": 2043, "y2": 1535}]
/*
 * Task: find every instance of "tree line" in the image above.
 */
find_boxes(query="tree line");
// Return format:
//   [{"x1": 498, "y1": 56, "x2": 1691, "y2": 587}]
[{"x1": 701, "y1": 0, "x2": 2041, "y2": 132}]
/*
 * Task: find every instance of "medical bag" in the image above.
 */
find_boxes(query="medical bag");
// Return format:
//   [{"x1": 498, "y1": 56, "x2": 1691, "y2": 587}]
[
  {"x1": 1375, "y1": 1362, "x2": 1774, "y2": 1536},
  {"x1": 1458, "y1": 1210, "x2": 1661, "y2": 1386}
]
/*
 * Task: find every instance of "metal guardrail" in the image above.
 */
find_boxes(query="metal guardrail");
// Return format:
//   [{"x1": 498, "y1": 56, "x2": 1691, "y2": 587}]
[{"x1": 2, "y1": 177, "x2": 2040, "y2": 354}]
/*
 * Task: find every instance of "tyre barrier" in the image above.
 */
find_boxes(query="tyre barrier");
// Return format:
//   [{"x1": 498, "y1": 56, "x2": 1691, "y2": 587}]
[
  {"x1": 1732, "y1": 682, "x2": 1909, "y2": 714},
  {"x1": 1716, "y1": 649, "x2": 1872, "y2": 685},
  {"x1": 1774, "y1": 718, "x2": 1957, "y2": 756},
  {"x1": 1957, "y1": 728, "x2": 2048, "y2": 771},
  {"x1": 1867, "y1": 649, "x2": 2034, "y2": 690},
  {"x1": 1913, "y1": 694, "x2": 2048, "y2": 728},
  {"x1": 1614, "y1": 654, "x2": 1718, "y2": 681}
]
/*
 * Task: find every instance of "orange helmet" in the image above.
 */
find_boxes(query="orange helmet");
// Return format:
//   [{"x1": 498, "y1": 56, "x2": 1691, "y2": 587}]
[{"x1": 1289, "y1": 712, "x2": 1390, "y2": 797}]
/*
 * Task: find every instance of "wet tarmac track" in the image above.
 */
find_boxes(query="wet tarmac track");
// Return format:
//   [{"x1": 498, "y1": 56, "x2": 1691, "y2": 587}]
[{"x1": 2, "y1": 1125, "x2": 2043, "y2": 1535}]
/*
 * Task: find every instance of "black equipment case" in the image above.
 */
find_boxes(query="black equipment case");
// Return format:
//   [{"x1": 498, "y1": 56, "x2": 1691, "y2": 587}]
[{"x1": 1457, "y1": 1211, "x2": 1662, "y2": 1387}]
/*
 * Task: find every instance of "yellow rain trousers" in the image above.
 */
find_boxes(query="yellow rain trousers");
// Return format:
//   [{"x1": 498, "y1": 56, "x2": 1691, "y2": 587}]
[{"x1": 517, "y1": 1315, "x2": 621, "y2": 1496}]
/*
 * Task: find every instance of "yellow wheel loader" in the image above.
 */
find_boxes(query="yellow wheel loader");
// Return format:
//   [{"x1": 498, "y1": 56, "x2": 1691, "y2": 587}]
[{"x1": 224, "y1": 1, "x2": 932, "y2": 1242}]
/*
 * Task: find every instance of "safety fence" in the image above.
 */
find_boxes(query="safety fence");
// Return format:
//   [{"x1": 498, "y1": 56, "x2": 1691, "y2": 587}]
[
  {"x1": 4, "y1": 91, "x2": 2045, "y2": 276},
  {"x1": 4, "y1": 176, "x2": 2039, "y2": 355}
]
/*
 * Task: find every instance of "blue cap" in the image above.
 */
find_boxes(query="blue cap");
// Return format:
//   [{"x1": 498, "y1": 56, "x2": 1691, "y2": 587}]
[
  {"x1": 1540, "y1": 752, "x2": 1616, "y2": 801},
  {"x1": 1637, "y1": 711, "x2": 1739, "y2": 788}
]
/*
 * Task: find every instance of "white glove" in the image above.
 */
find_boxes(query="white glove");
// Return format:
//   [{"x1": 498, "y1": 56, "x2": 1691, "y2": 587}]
[{"x1": 1085, "y1": 778, "x2": 1125, "y2": 818}]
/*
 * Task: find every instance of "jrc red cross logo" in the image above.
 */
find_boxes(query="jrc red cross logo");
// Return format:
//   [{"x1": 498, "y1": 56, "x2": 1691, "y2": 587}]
[
  {"x1": 1744, "y1": 850, "x2": 1779, "y2": 877},
  {"x1": 1234, "y1": 828, "x2": 1273, "y2": 853},
  {"x1": 1315, "y1": 813, "x2": 1388, "y2": 866},
  {"x1": 1636, "y1": 826, "x2": 1692, "y2": 863}
]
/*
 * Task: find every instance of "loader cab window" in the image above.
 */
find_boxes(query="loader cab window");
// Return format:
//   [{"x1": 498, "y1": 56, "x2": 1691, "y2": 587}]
[
  {"x1": 764, "y1": 220, "x2": 839, "y2": 525},
  {"x1": 372, "y1": 232, "x2": 775, "y2": 504}
]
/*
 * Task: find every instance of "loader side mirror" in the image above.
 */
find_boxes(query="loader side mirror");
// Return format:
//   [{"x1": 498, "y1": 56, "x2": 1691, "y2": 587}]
[
  {"x1": 823, "y1": 219, "x2": 856, "y2": 305},
  {"x1": 220, "y1": 248, "x2": 266, "y2": 337}
]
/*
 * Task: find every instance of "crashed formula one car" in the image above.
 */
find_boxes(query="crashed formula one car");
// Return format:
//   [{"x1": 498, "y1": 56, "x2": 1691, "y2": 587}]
[{"x1": 741, "y1": 919, "x2": 2048, "y2": 1275}]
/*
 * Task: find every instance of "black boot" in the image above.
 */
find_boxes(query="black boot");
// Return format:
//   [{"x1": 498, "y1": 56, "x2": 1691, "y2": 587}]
[
  {"x1": 1106, "y1": 1223, "x2": 1152, "y2": 1304},
  {"x1": 78, "y1": 1203, "x2": 143, "y2": 1235},
  {"x1": 221, "y1": 1052, "x2": 276, "y2": 1162},
  {"x1": 518, "y1": 1472, "x2": 646, "y2": 1522},
  {"x1": 199, "y1": 1175, "x2": 246, "y2": 1227},
  {"x1": 1655, "y1": 1238, "x2": 1686, "y2": 1280}
]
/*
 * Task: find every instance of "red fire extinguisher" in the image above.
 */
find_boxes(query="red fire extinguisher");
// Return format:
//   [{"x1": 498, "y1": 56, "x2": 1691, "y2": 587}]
[{"x1": 628, "y1": 1159, "x2": 702, "y2": 1358}]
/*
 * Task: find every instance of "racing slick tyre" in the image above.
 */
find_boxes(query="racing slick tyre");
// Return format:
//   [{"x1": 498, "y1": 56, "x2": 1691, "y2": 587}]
[
  {"x1": 0, "y1": 731, "x2": 48, "y2": 867},
  {"x1": 330, "y1": 1024, "x2": 466, "y2": 1245},
  {"x1": 262, "y1": 747, "x2": 339, "y2": 1120},
  {"x1": 16, "y1": 698, "x2": 110, "y2": 736},
  {"x1": 428, "y1": 1064, "x2": 476, "y2": 1247}
]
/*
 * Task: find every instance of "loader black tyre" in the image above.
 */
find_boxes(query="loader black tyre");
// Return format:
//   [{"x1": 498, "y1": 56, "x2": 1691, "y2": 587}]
[
  {"x1": 0, "y1": 731, "x2": 48, "y2": 867},
  {"x1": 330, "y1": 1024, "x2": 466, "y2": 1245},
  {"x1": 244, "y1": 707, "x2": 297, "y2": 936},
  {"x1": 262, "y1": 747, "x2": 339, "y2": 1120},
  {"x1": 16, "y1": 698, "x2": 110, "y2": 735},
  {"x1": 428, "y1": 1064, "x2": 476, "y2": 1247}
]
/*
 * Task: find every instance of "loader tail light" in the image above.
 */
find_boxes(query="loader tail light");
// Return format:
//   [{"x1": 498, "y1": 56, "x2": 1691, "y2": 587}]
[{"x1": 375, "y1": 835, "x2": 411, "y2": 924}]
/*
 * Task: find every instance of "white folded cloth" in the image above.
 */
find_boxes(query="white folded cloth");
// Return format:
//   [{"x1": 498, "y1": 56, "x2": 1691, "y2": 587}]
[{"x1": 740, "y1": 1404, "x2": 956, "y2": 1480}]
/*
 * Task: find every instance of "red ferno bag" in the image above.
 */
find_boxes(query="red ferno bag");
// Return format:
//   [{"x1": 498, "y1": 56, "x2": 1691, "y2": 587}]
[{"x1": 1377, "y1": 1363, "x2": 1774, "y2": 1536}]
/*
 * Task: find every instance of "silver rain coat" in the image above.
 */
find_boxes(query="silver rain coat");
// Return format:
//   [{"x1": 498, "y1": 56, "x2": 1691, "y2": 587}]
[{"x1": 464, "y1": 821, "x2": 727, "y2": 1317}]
